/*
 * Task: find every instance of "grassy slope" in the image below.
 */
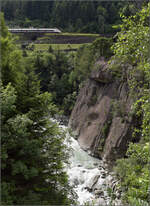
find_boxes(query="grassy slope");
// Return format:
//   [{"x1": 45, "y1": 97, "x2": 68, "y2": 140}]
[
  {"x1": 34, "y1": 43, "x2": 90, "y2": 51},
  {"x1": 18, "y1": 32, "x2": 97, "y2": 52},
  {"x1": 44, "y1": 32, "x2": 100, "y2": 37},
  {"x1": 37, "y1": 32, "x2": 100, "y2": 41}
]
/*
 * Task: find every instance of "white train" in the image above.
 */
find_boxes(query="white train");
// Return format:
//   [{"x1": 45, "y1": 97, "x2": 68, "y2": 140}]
[{"x1": 8, "y1": 28, "x2": 61, "y2": 33}]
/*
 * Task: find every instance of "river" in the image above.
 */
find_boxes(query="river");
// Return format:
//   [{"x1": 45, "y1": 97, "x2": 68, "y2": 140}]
[{"x1": 58, "y1": 123, "x2": 122, "y2": 205}]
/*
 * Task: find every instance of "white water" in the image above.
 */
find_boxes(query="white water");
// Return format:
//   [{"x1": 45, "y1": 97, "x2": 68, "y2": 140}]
[
  {"x1": 68, "y1": 136, "x2": 101, "y2": 204},
  {"x1": 52, "y1": 119, "x2": 122, "y2": 205},
  {"x1": 58, "y1": 124, "x2": 109, "y2": 205}
]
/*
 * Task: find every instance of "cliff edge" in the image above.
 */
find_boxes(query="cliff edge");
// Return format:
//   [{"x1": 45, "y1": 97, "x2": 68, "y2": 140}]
[{"x1": 69, "y1": 58, "x2": 134, "y2": 162}]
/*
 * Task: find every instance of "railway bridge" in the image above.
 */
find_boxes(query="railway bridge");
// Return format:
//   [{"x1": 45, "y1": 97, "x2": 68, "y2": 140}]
[
  {"x1": 8, "y1": 28, "x2": 62, "y2": 41},
  {"x1": 8, "y1": 28, "x2": 61, "y2": 33}
]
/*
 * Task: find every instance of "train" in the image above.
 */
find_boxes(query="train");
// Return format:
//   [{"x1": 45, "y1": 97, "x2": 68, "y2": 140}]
[{"x1": 8, "y1": 28, "x2": 61, "y2": 33}]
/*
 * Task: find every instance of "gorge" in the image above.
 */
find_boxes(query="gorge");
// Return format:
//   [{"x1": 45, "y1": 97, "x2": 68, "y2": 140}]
[
  {"x1": 1, "y1": 2, "x2": 150, "y2": 205},
  {"x1": 64, "y1": 57, "x2": 134, "y2": 204}
]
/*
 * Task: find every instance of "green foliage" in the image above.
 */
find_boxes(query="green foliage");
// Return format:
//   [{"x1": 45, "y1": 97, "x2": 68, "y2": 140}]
[
  {"x1": 1, "y1": 76, "x2": 73, "y2": 205},
  {"x1": 133, "y1": 93, "x2": 150, "y2": 142},
  {"x1": 98, "y1": 117, "x2": 112, "y2": 153},
  {"x1": 111, "y1": 4, "x2": 150, "y2": 64},
  {"x1": 127, "y1": 198, "x2": 149, "y2": 206},
  {"x1": 1, "y1": 83, "x2": 16, "y2": 122},
  {"x1": 107, "y1": 187, "x2": 116, "y2": 201},
  {"x1": 70, "y1": 44, "x2": 94, "y2": 84},
  {"x1": 108, "y1": 57, "x2": 123, "y2": 79},
  {"x1": 111, "y1": 100, "x2": 127, "y2": 120},
  {"x1": 1, "y1": 14, "x2": 75, "y2": 205},
  {"x1": 2, "y1": 1, "x2": 125, "y2": 34},
  {"x1": 69, "y1": 36, "x2": 113, "y2": 87},
  {"x1": 0, "y1": 13, "x2": 24, "y2": 87},
  {"x1": 114, "y1": 143, "x2": 150, "y2": 204},
  {"x1": 92, "y1": 37, "x2": 113, "y2": 59},
  {"x1": 33, "y1": 50, "x2": 76, "y2": 115},
  {"x1": 112, "y1": 3, "x2": 150, "y2": 205},
  {"x1": 34, "y1": 43, "x2": 88, "y2": 52}
]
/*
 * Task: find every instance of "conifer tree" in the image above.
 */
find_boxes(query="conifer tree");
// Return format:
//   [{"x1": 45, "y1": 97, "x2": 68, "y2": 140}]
[{"x1": 1, "y1": 12, "x2": 74, "y2": 205}]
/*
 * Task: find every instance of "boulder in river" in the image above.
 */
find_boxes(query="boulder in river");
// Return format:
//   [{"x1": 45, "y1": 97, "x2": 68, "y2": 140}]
[{"x1": 86, "y1": 174, "x2": 100, "y2": 191}]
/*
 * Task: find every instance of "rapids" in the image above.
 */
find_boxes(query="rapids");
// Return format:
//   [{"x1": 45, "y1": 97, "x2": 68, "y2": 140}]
[
  {"x1": 68, "y1": 135, "x2": 101, "y2": 204},
  {"x1": 58, "y1": 121, "x2": 122, "y2": 205}
]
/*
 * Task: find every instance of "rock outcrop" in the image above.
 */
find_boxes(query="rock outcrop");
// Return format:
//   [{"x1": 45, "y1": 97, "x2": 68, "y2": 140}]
[{"x1": 69, "y1": 58, "x2": 134, "y2": 162}]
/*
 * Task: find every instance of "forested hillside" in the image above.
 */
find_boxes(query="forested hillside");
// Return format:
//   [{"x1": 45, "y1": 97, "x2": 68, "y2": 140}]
[{"x1": 1, "y1": 0, "x2": 141, "y2": 34}]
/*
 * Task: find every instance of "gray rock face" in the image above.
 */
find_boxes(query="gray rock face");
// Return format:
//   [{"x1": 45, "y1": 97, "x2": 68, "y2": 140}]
[{"x1": 69, "y1": 59, "x2": 134, "y2": 162}]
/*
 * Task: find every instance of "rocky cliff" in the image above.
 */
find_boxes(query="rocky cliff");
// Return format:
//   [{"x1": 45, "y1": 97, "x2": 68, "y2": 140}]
[{"x1": 69, "y1": 58, "x2": 134, "y2": 163}]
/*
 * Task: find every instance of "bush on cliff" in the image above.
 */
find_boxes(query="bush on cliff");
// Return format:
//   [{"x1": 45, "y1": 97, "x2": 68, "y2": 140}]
[{"x1": 69, "y1": 36, "x2": 113, "y2": 88}]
